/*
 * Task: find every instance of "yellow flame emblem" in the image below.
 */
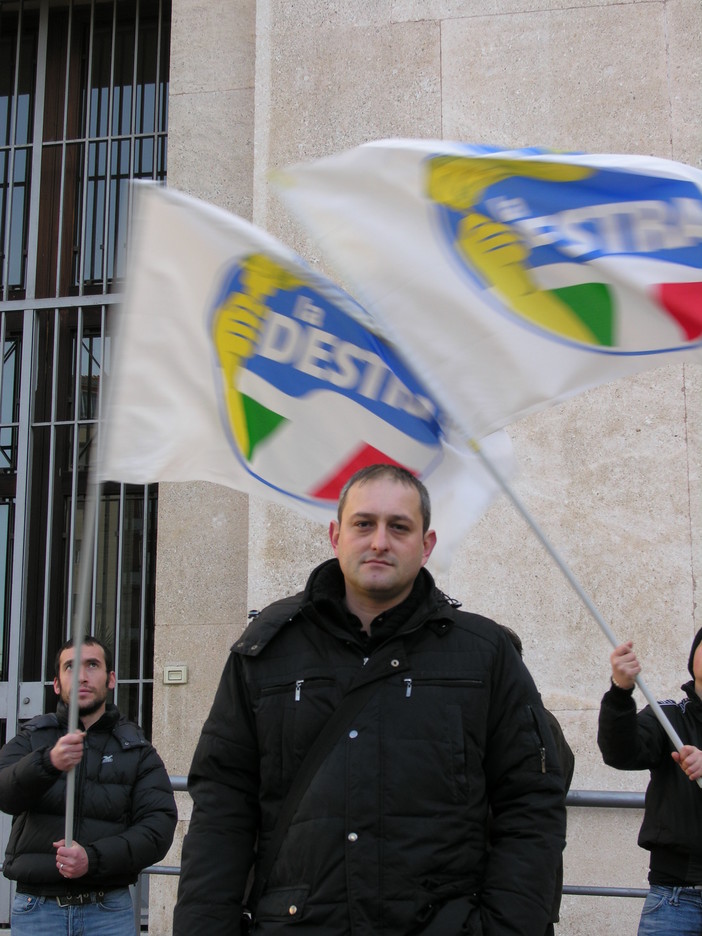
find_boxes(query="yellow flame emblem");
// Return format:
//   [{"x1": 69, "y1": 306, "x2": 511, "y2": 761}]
[{"x1": 427, "y1": 156, "x2": 598, "y2": 343}]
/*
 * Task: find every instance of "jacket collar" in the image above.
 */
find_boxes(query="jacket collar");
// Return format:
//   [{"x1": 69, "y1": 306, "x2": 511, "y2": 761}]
[
  {"x1": 236, "y1": 559, "x2": 460, "y2": 656},
  {"x1": 682, "y1": 680, "x2": 702, "y2": 706},
  {"x1": 308, "y1": 559, "x2": 443, "y2": 648}
]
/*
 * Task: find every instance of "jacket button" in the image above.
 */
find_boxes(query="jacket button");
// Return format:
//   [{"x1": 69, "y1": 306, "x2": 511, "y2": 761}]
[
  {"x1": 288, "y1": 905, "x2": 297, "y2": 915},
  {"x1": 349, "y1": 730, "x2": 358, "y2": 739},
  {"x1": 347, "y1": 832, "x2": 358, "y2": 842}
]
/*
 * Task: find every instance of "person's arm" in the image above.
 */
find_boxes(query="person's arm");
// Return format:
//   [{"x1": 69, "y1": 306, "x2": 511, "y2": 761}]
[
  {"x1": 174, "y1": 652, "x2": 260, "y2": 936},
  {"x1": 75, "y1": 743, "x2": 177, "y2": 880},
  {"x1": 480, "y1": 633, "x2": 567, "y2": 936},
  {"x1": 597, "y1": 642, "x2": 667, "y2": 770},
  {"x1": 0, "y1": 727, "x2": 69, "y2": 813},
  {"x1": 604, "y1": 641, "x2": 702, "y2": 781}
]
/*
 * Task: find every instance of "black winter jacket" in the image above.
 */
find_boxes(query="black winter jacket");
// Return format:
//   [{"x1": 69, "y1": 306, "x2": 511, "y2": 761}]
[
  {"x1": 0, "y1": 701, "x2": 177, "y2": 894},
  {"x1": 598, "y1": 680, "x2": 702, "y2": 885},
  {"x1": 175, "y1": 561, "x2": 566, "y2": 936}
]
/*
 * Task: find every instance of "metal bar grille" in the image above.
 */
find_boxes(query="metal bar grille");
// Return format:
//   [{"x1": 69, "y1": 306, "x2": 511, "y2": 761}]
[
  {"x1": 0, "y1": 3, "x2": 24, "y2": 299},
  {"x1": 0, "y1": 0, "x2": 170, "y2": 740}
]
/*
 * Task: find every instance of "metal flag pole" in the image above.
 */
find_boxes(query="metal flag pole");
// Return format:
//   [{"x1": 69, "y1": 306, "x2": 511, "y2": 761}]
[
  {"x1": 64, "y1": 479, "x2": 100, "y2": 845},
  {"x1": 467, "y1": 436, "x2": 702, "y2": 789}
]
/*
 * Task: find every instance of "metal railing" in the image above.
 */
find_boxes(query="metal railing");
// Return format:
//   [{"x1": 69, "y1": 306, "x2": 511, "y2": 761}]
[
  {"x1": 0, "y1": 780, "x2": 648, "y2": 930},
  {"x1": 139, "y1": 779, "x2": 649, "y2": 902}
]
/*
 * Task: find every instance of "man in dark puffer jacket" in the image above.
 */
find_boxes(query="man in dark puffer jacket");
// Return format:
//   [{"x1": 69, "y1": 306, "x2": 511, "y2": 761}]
[
  {"x1": 0, "y1": 636, "x2": 177, "y2": 935},
  {"x1": 174, "y1": 464, "x2": 567, "y2": 936}
]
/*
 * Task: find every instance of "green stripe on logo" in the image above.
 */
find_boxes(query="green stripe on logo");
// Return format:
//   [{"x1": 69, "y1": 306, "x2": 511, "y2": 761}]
[
  {"x1": 241, "y1": 394, "x2": 288, "y2": 459},
  {"x1": 550, "y1": 283, "x2": 614, "y2": 347}
]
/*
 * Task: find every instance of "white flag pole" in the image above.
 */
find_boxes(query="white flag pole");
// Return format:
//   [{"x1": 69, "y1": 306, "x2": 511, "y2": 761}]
[
  {"x1": 468, "y1": 436, "x2": 702, "y2": 788},
  {"x1": 64, "y1": 479, "x2": 100, "y2": 846}
]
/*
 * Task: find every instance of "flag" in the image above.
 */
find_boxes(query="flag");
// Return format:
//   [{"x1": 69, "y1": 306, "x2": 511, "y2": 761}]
[
  {"x1": 275, "y1": 140, "x2": 702, "y2": 439},
  {"x1": 98, "y1": 184, "x2": 514, "y2": 569}
]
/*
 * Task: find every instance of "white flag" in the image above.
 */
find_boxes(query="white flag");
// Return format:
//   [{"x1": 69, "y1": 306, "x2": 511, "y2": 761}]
[
  {"x1": 98, "y1": 184, "x2": 514, "y2": 569},
  {"x1": 276, "y1": 139, "x2": 702, "y2": 439}
]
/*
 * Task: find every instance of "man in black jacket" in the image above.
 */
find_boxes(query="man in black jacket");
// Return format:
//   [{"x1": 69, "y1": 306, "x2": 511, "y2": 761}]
[
  {"x1": 175, "y1": 464, "x2": 567, "y2": 936},
  {"x1": 0, "y1": 636, "x2": 177, "y2": 935},
  {"x1": 598, "y1": 632, "x2": 702, "y2": 935}
]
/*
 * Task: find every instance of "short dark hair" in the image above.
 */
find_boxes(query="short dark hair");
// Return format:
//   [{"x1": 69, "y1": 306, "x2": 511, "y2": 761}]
[
  {"x1": 337, "y1": 464, "x2": 431, "y2": 533},
  {"x1": 54, "y1": 636, "x2": 114, "y2": 678}
]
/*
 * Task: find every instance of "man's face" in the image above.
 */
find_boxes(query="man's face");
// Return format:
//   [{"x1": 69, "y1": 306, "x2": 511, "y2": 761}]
[
  {"x1": 53, "y1": 644, "x2": 116, "y2": 721},
  {"x1": 329, "y1": 477, "x2": 436, "y2": 611}
]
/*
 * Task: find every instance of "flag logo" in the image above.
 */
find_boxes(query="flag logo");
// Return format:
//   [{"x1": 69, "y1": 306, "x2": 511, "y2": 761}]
[
  {"x1": 426, "y1": 154, "x2": 702, "y2": 355},
  {"x1": 210, "y1": 254, "x2": 445, "y2": 505}
]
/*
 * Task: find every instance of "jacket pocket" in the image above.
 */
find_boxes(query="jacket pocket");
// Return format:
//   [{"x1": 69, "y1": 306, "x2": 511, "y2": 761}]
[
  {"x1": 256, "y1": 675, "x2": 339, "y2": 795},
  {"x1": 255, "y1": 886, "x2": 309, "y2": 923},
  {"x1": 399, "y1": 676, "x2": 482, "y2": 802},
  {"x1": 411, "y1": 893, "x2": 481, "y2": 935}
]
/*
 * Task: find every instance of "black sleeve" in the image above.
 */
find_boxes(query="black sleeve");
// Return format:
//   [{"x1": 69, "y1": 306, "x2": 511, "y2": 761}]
[
  {"x1": 544, "y1": 709, "x2": 575, "y2": 791},
  {"x1": 86, "y1": 743, "x2": 177, "y2": 878},
  {"x1": 597, "y1": 684, "x2": 667, "y2": 771},
  {"x1": 174, "y1": 652, "x2": 260, "y2": 936},
  {"x1": 0, "y1": 729, "x2": 61, "y2": 814},
  {"x1": 480, "y1": 632, "x2": 567, "y2": 936}
]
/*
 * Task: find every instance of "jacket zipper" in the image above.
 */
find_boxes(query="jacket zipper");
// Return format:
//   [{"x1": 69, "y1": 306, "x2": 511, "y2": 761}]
[
  {"x1": 402, "y1": 676, "x2": 484, "y2": 699},
  {"x1": 528, "y1": 705, "x2": 547, "y2": 773},
  {"x1": 260, "y1": 677, "x2": 333, "y2": 702},
  {"x1": 403, "y1": 677, "x2": 483, "y2": 698}
]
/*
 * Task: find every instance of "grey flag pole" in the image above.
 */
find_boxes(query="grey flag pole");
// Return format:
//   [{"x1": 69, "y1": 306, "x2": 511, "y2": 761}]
[
  {"x1": 468, "y1": 436, "x2": 702, "y2": 790},
  {"x1": 63, "y1": 480, "x2": 100, "y2": 846}
]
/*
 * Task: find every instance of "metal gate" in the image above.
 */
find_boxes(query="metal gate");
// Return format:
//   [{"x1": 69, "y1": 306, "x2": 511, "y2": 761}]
[{"x1": 0, "y1": 0, "x2": 170, "y2": 922}]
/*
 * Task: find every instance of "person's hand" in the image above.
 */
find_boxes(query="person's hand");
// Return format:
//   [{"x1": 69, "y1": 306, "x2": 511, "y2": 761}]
[
  {"x1": 610, "y1": 641, "x2": 640, "y2": 690},
  {"x1": 672, "y1": 745, "x2": 702, "y2": 781},
  {"x1": 53, "y1": 840, "x2": 89, "y2": 879},
  {"x1": 49, "y1": 731, "x2": 85, "y2": 772}
]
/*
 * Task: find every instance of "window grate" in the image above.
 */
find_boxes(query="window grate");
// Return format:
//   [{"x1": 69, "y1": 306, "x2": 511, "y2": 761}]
[{"x1": 0, "y1": 0, "x2": 170, "y2": 741}]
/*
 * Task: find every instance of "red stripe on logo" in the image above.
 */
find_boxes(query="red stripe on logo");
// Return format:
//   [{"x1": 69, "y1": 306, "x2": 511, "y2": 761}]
[
  {"x1": 657, "y1": 282, "x2": 702, "y2": 341},
  {"x1": 310, "y1": 444, "x2": 415, "y2": 501}
]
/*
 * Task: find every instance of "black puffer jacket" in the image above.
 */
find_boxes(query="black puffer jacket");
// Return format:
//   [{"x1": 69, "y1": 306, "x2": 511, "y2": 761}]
[
  {"x1": 175, "y1": 561, "x2": 566, "y2": 936},
  {"x1": 598, "y1": 676, "x2": 702, "y2": 885},
  {"x1": 0, "y1": 701, "x2": 177, "y2": 894}
]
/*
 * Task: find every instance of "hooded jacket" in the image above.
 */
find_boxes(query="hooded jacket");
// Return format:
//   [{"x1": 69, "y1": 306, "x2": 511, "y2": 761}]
[
  {"x1": 598, "y1": 627, "x2": 702, "y2": 885},
  {"x1": 175, "y1": 560, "x2": 566, "y2": 936},
  {"x1": 0, "y1": 701, "x2": 177, "y2": 894}
]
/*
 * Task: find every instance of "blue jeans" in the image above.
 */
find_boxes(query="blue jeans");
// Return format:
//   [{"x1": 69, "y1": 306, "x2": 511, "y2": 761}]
[
  {"x1": 638, "y1": 885, "x2": 702, "y2": 936},
  {"x1": 11, "y1": 887, "x2": 136, "y2": 935}
]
